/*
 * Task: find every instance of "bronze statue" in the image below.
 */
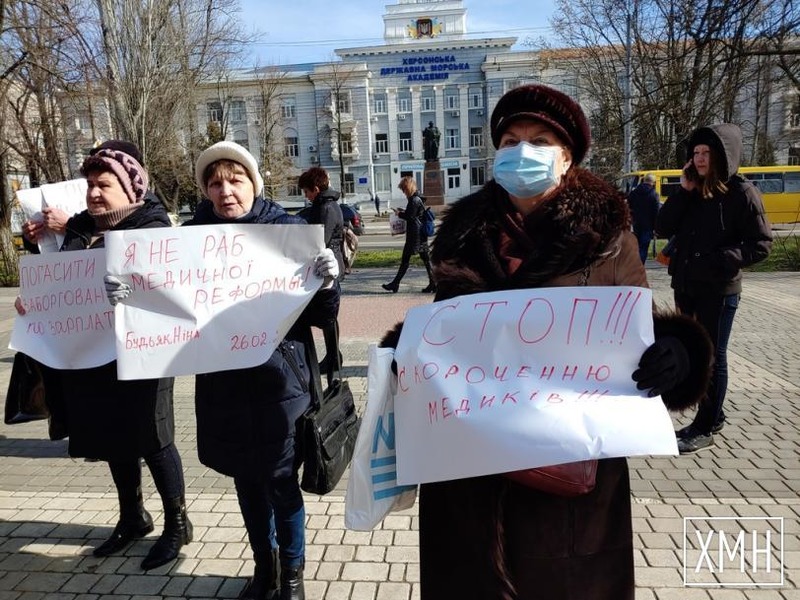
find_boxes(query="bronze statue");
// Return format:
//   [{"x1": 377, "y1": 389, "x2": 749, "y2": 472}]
[{"x1": 423, "y1": 121, "x2": 440, "y2": 162}]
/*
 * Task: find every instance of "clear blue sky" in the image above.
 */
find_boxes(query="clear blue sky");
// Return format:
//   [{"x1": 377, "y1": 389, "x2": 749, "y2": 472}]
[{"x1": 239, "y1": 0, "x2": 556, "y2": 66}]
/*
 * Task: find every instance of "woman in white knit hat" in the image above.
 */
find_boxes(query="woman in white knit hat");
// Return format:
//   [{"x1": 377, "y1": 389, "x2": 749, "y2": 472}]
[{"x1": 188, "y1": 141, "x2": 340, "y2": 600}]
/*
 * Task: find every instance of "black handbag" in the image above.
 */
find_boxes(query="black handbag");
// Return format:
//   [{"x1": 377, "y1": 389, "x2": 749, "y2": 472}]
[
  {"x1": 4, "y1": 353, "x2": 49, "y2": 424},
  {"x1": 296, "y1": 327, "x2": 360, "y2": 495}
]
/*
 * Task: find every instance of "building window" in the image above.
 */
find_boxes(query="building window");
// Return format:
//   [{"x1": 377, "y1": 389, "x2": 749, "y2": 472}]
[
  {"x1": 375, "y1": 169, "x2": 391, "y2": 192},
  {"x1": 446, "y1": 94, "x2": 459, "y2": 110},
  {"x1": 230, "y1": 100, "x2": 246, "y2": 124},
  {"x1": 446, "y1": 128, "x2": 460, "y2": 150},
  {"x1": 336, "y1": 91, "x2": 351, "y2": 114},
  {"x1": 284, "y1": 136, "x2": 299, "y2": 158},
  {"x1": 398, "y1": 97, "x2": 410, "y2": 113},
  {"x1": 233, "y1": 131, "x2": 249, "y2": 151},
  {"x1": 561, "y1": 76, "x2": 578, "y2": 98},
  {"x1": 421, "y1": 96, "x2": 435, "y2": 111},
  {"x1": 789, "y1": 97, "x2": 800, "y2": 129},
  {"x1": 281, "y1": 96, "x2": 296, "y2": 119},
  {"x1": 287, "y1": 178, "x2": 301, "y2": 196},
  {"x1": 471, "y1": 165, "x2": 486, "y2": 187},
  {"x1": 447, "y1": 167, "x2": 460, "y2": 189},
  {"x1": 374, "y1": 96, "x2": 386, "y2": 114},
  {"x1": 789, "y1": 146, "x2": 800, "y2": 166},
  {"x1": 375, "y1": 133, "x2": 388, "y2": 154},
  {"x1": 399, "y1": 131, "x2": 412, "y2": 152},
  {"x1": 468, "y1": 90, "x2": 483, "y2": 109},
  {"x1": 207, "y1": 101, "x2": 223, "y2": 123},
  {"x1": 76, "y1": 110, "x2": 91, "y2": 131},
  {"x1": 343, "y1": 173, "x2": 355, "y2": 194},
  {"x1": 469, "y1": 127, "x2": 484, "y2": 148},
  {"x1": 340, "y1": 132, "x2": 353, "y2": 154}
]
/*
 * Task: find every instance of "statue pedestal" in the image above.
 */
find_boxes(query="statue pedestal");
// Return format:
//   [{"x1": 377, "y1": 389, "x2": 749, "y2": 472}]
[{"x1": 422, "y1": 160, "x2": 444, "y2": 208}]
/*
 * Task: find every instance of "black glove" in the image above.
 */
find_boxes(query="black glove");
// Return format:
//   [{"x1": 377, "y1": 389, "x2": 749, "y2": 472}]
[{"x1": 632, "y1": 336, "x2": 690, "y2": 397}]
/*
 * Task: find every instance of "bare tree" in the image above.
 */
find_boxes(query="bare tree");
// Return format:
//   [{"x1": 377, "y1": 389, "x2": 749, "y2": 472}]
[
  {"x1": 314, "y1": 61, "x2": 365, "y2": 199},
  {"x1": 251, "y1": 65, "x2": 293, "y2": 200},
  {"x1": 534, "y1": 0, "x2": 785, "y2": 173},
  {"x1": 94, "y1": 0, "x2": 251, "y2": 210}
]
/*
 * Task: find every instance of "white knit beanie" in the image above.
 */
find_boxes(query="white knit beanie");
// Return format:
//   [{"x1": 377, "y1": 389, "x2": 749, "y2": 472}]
[{"x1": 195, "y1": 141, "x2": 264, "y2": 197}]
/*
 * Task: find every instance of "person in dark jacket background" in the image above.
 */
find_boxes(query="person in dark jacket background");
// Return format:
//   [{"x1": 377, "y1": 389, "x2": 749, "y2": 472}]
[
  {"x1": 380, "y1": 84, "x2": 713, "y2": 600},
  {"x1": 627, "y1": 172, "x2": 661, "y2": 263},
  {"x1": 19, "y1": 141, "x2": 192, "y2": 571},
  {"x1": 382, "y1": 176, "x2": 435, "y2": 293},
  {"x1": 298, "y1": 167, "x2": 344, "y2": 371},
  {"x1": 189, "y1": 142, "x2": 340, "y2": 600},
  {"x1": 656, "y1": 123, "x2": 772, "y2": 453}
]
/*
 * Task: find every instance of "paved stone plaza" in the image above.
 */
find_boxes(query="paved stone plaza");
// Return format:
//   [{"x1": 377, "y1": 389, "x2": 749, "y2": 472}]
[{"x1": 1, "y1": 251, "x2": 798, "y2": 598}]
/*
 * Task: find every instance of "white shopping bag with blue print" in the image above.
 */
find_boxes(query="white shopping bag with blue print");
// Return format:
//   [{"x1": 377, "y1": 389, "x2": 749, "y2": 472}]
[{"x1": 345, "y1": 344, "x2": 417, "y2": 530}]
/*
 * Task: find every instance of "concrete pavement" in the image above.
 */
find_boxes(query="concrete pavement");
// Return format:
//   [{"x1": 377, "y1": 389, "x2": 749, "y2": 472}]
[{"x1": 0, "y1": 260, "x2": 798, "y2": 599}]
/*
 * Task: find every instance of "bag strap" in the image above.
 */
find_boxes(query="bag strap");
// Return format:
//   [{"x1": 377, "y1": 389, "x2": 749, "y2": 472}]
[{"x1": 303, "y1": 323, "x2": 343, "y2": 409}]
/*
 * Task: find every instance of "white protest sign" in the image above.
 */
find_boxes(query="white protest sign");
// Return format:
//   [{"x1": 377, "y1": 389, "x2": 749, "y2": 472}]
[
  {"x1": 10, "y1": 249, "x2": 115, "y2": 369},
  {"x1": 15, "y1": 180, "x2": 87, "y2": 253},
  {"x1": 105, "y1": 223, "x2": 324, "y2": 380},
  {"x1": 393, "y1": 286, "x2": 679, "y2": 485},
  {"x1": 40, "y1": 179, "x2": 88, "y2": 250}
]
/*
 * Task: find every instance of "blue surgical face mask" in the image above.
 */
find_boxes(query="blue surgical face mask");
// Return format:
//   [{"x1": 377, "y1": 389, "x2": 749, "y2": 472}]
[{"x1": 492, "y1": 141, "x2": 563, "y2": 198}]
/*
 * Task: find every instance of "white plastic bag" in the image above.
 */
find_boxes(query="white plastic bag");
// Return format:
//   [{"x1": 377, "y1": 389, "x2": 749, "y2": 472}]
[
  {"x1": 389, "y1": 212, "x2": 406, "y2": 236},
  {"x1": 344, "y1": 344, "x2": 417, "y2": 530}
]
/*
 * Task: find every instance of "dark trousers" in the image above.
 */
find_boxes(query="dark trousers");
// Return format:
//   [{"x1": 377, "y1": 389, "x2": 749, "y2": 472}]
[
  {"x1": 234, "y1": 475, "x2": 305, "y2": 569},
  {"x1": 633, "y1": 229, "x2": 654, "y2": 263},
  {"x1": 108, "y1": 442, "x2": 185, "y2": 500},
  {"x1": 391, "y1": 242, "x2": 434, "y2": 286},
  {"x1": 674, "y1": 291, "x2": 740, "y2": 434}
]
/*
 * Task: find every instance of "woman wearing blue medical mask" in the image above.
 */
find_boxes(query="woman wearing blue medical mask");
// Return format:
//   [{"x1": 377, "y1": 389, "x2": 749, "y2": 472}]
[{"x1": 379, "y1": 84, "x2": 713, "y2": 600}]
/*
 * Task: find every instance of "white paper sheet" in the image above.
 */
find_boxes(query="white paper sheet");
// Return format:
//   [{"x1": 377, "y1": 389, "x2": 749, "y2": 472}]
[
  {"x1": 393, "y1": 286, "x2": 679, "y2": 485},
  {"x1": 105, "y1": 223, "x2": 324, "y2": 379}
]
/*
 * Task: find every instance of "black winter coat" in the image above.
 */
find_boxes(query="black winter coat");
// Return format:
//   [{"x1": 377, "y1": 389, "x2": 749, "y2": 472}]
[
  {"x1": 398, "y1": 192, "x2": 428, "y2": 253},
  {"x1": 656, "y1": 124, "x2": 772, "y2": 296},
  {"x1": 381, "y1": 173, "x2": 712, "y2": 600},
  {"x1": 58, "y1": 201, "x2": 176, "y2": 461},
  {"x1": 627, "y1": 182, "x2": 660, "y2": 234},
  {"x1": 186, "y1": 198, "x2": 340, "y2": 480},
  {"x1": 303, "y1": 189, "x2": 345, "y2": 277}
]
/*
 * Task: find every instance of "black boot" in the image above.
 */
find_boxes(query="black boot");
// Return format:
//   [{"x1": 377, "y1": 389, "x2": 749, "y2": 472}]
[
  {"x1": 421, "y1": 283, "x2": 437, "y2": 293},
  {"x1": 240, "y1": 549, "x2": 279, "y2": 599},
  {"x1": 381, "y1": 281, "x2": 399, "y2": 293},
  {"x1": 279, "y1": 565, "x2": 305, "y2": 600},
  {"x1": 93, "y1": 486, "x2": 154, "y2": 557},
  {"x1": 141, "y1": 496, "x2": 193, "y2": 570}
]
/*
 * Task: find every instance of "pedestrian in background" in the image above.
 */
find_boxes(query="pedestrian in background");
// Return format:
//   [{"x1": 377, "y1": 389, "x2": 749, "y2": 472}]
[
  {"x1": 627, "y1": 172, "x2": 661, "y2": 263},
  {"x1": 373, "y1": 192, "x2": 381, "y2": 216},
  {"x1": 656, "y1": 123, "x2": 772, "y2": 454},
  {"x1": 189, "y1": 142, "x2": 340, "y2": 600},
  {"x1": 380, "y1": 84, "x2": 713, "y2": 599},
  {"x1": 298, "y1": 166, "x2": 344, "y2": 371},
  {"x1": 381, "y1": 176, "x2": 435, "y2": 293},
  {"x1": 20, "y1": 140, "x2": 192, "y2": 570}
]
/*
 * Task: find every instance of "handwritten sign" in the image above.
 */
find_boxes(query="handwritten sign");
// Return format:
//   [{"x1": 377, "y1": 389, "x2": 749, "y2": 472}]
[
  {"x1": 105, "y1": 223, "x2": 324, "y2": 380},
  {"x1": 393, "y1": 286, "x2": 679, "y2": 485},
  {"x1": 10, "y1": 249, "x2": 115, "y2": 369},
  {"x1": 15, "y1": 179, "x2": 87, "y2": 253}
]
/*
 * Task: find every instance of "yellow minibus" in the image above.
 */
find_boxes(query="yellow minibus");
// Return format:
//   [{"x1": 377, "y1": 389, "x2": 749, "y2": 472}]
[{"x1": 618, "y1": 166, "x2": 800, "y2": 225}]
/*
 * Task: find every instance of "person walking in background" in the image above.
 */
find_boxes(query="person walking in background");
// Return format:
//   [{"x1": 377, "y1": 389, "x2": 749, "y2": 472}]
[
  {"x1": 382, "y1": 176, "x2": 436, "y2": 294},
  {"x1": 373, "y1": 192, "x2": 381, "y2": 216},
  {"x1": 19, "y1": 140, "x2": 192, "y2": 570},
  {"x1": 627, "y1": 172, "x2": 661, "y2": 263},
  {"x1": 656, "y1": 123, "x2": 772, "y2": 454},
  {"x1": 189, "y1": 142, "x2": 340, "y2": 600},
  {"x1": 298, "y1": 166, "x2": 344, "y2": 371},
  {"x1": 379, "y1": 84, "x2": 713, "y2": 599}
]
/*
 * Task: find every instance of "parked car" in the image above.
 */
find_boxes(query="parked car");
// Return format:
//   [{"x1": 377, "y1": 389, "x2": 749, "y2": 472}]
[{"x1": 298, "y1": 202, "x2": 365, "y2": 235}]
